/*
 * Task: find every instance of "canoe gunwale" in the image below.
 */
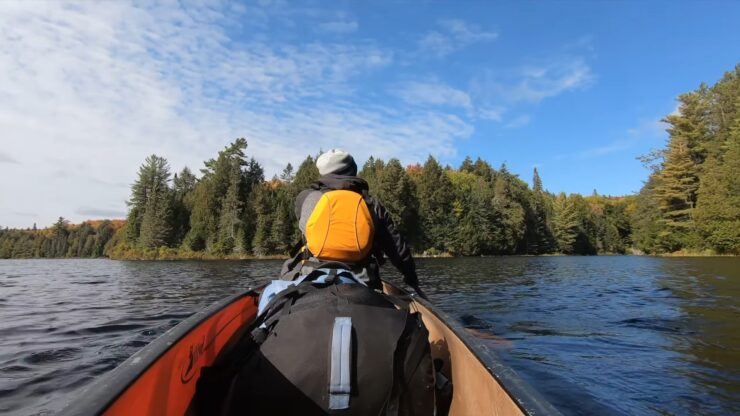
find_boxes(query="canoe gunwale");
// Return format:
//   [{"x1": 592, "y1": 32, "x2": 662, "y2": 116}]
[
  {"x1": 385, "y1": 281, "x2": 562, "y2": 416},
  {"x1": 60, "y1": 288, "x2": 259, "y2": 416}
]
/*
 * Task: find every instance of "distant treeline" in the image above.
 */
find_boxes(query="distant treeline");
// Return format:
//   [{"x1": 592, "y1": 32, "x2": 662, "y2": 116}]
[
  {"x1": 0, "y1": 142, "x2": 633, "y2": 259},
  {"x1": 0, "y1": 220, "x2": 122, "y2": 259},
  {"x1": 1, "y1": 65, "x2": 737, "y2": 259},
  {"x1": 107, "y1": 138, "x2": 635, "y2": 258}
]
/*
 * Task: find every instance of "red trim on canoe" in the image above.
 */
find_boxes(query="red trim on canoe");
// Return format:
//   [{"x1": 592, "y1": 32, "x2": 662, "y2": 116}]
[{"x1": 103, "y1": 296, "x2": 258, "y2": 415}]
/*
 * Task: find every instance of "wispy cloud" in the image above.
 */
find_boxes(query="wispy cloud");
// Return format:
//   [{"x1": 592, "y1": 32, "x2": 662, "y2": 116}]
[
  {"x1": 318, "y1": 20, "x2": 358, "y2": 34},
  {"x1": 394, "y1": 81, "x2": 472, "y2": 109},
  {"x1": 0, "y1": 152, "x2": 19, "y2": 164},
  {"x1": 0, "y1": 1, "x2": 476, "y2": 227},
  {"x1": 508, "y1": 60, "x2": 594, "y2": 102},
  {"x1": 477, "y1": 106, "x2": 506, "y2": 122},
  {"x1": 560, "y1": 117, "x2": 667, "y2": 160},
  {"x1": 419, "y1": 19, "x2": 498, "y2": 58},
  {"x1": 573, "y1": 141, "x2": 633, "y2": 159},
  {"x1": 627, "y1": 119, "x2": 667, "y2": 138},
  {"x1": 476, "y1": 58, "x2": 594, "y2": 104},
  {"x1": 504, "y1": 115, "x2": 531, "y2": 129}
]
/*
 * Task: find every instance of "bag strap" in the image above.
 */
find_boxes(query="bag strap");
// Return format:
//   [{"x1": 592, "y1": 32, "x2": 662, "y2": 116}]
[{"x1": 250, "y1": 283, "x2": 318, "y2": 343}]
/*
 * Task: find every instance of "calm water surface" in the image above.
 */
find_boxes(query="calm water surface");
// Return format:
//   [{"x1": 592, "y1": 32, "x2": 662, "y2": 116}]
[{"x1": 0, "y1": 257, "x2": 738, "y2": 415}]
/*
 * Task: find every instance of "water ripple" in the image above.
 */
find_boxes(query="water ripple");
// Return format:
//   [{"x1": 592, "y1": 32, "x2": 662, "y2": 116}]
[{"x1": 0, "y1": 257, "x2": 738, "y2": 415}]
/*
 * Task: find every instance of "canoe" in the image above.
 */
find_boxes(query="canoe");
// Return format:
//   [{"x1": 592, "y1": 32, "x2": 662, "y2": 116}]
[{"x1": 62, "y1": 281, "x2": 561, "y2": 416}]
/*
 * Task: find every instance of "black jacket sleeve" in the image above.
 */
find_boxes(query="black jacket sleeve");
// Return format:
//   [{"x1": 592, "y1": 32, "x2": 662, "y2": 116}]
[{"x1": 367, "y1": 197, "x2": 419, "y2": 286}]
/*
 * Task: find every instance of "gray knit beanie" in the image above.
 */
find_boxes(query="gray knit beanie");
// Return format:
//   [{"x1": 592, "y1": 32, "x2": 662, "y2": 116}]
[{"x1": 315, "y1": 149, "x2": 357, "y2": 176}]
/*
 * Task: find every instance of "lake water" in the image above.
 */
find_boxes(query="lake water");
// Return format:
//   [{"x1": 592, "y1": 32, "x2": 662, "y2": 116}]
[{"x1": 0, "y1": 257, "x2": 738, "y2": 415}]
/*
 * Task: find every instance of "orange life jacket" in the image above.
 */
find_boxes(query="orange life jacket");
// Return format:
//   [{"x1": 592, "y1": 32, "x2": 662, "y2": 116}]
[{"x1": 304, "y1": 190, "x2": 375, "y2": 262}]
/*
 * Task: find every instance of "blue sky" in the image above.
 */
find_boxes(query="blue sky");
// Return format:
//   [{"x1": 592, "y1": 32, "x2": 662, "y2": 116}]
[{"x1": 1, "y1": 1, "x2": 739, "y2": 228}]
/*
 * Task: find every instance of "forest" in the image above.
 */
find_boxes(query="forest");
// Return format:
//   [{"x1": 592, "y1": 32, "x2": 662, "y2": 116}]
[{"x1": 1, "y1": 66, "x2": 737, "y2": 259}]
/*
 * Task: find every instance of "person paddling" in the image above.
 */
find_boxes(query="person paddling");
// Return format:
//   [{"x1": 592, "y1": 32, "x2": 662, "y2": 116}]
[{"x1": 280, "y1": 149, "x2": 425, "y2": 298}]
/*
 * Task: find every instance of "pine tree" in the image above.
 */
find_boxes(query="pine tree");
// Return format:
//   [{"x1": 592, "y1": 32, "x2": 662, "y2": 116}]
[
  {"x1": 656, "y1": 135, "x2": 699, "y2": 239},
  {"x1": 185, "y1": 139, "x2": 260, "y2": 253},
  {"x1": 171, "y1": 167, "x2": 197, "y2": 244},
  {"x1": 527, "y1": 168, "x2": 554, "y2": 254},
  {"x1": 375, "y1": 159, "x2": 418, "y2": 239},
  {"x1": 552, "y1": 194, "x2": 580, "y2": 254},
  {"x1": 280, "y1": 163, "x2": 295, "y2": 183},
  {"x1": 139, "y1": 180, "x2": 172, "y2": 250},
  {"x1": 270, "y1": 199, "x2": 292, "y2": 255},
  {"x1": 694, "y1": 114, "x2": 740, "y2": 253},
  {"x1": 490, "y1": 171, "x2": 525, "y2": 254},
  {"x1": 290, "y1": 155, "x2": 320, "y2": 197},
  {"x1": 216, "y1": 161, "x2": 244, "y2": 254},
  {"x1": 359, "y1": 156, "x2": 385, "y2": 192},
  {"x1": 51, "y1": 217, "x2": 69, "y2": 257},
  {"x1": 459, "y1": 156, "x2": 474, "y2": 173},
  {"x1": 416, "y1": 156, "x2": 454, "y2": 253},
  {"x1": 251, "y1": 184, "x2": 273, "y2": 256},
  {"x1": 125, "y1": 155, "x2": 172, "y2": 245}
]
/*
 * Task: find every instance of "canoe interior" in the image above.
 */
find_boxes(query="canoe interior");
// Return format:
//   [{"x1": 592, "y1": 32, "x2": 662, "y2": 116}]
[
  {"x1": 382, "y1": 282, "x2": 525, "y2": 416},
  {"x1": 63, "y1": 283, "x2": 559, "y2": 416}
]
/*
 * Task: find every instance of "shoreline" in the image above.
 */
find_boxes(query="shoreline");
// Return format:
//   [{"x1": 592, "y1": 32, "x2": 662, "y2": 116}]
[{"x1": 78, "y1": 251, "x2": 740, "y2": 261}]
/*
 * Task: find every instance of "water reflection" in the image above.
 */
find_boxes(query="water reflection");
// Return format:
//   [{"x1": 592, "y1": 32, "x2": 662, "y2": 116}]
[{"x1": 659, "y1": 258, "x2": 740, "y2": 414}]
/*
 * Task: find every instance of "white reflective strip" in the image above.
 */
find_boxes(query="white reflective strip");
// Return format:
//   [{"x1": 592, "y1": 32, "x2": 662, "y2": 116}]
[{"x1": 329, "y1": 317, "x2": 352, "y2": 409}]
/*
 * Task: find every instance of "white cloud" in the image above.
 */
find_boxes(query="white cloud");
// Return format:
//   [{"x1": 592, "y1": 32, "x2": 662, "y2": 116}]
[
  {"x1": 0, "y1": 152, "x2": 19, "y2": 164},
  {"x1": 0, "y1": 1, "x2": 471, "y2": 228},
  {"x1": 627, "y1": 119, "x2": 667, "y2": 138},
  {"x1": 477, "y1": 106, "x2": 506, "y2": 122},
  {"x1": 419, "y1": 19, "x2": 498, "y2": 58},
  {"x1": 479, "y1": 58, "x2": 594, "y2": 104},
  {"x1": 394, "y1": 81, "x2": 472, "y2": 109},
  {"x1": 510, "y1": 60, "x2": 594, "y2": 102},
  {"x1": 574, "y1": 141, "x2": 632, "y2": 159},
  {"x1": 559, "y1": 117, "x2": 667, "y2": 160},
  {"x1": 318, "y1": 20, "x2": 358, "y2": 34},
  {"x1": 439, "y1": 19, "x2": 499, "y2": 43},
  {"x1": 504, "y1": 115, "x2": 531, "y2": 129}
]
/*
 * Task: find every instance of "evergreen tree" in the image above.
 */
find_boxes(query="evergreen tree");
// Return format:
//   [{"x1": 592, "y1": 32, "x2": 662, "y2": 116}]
[
  {"x1": 694, "y1": 117, "x2": 740, "y2": 253},
  {"x1": 552, "y1": 194, "x2": 580, "y2": 254},
  {"x1": 50, "y1": 217, "x2": 69, "y2": 257},
  {"x1": 490, "y1": 170, "x2": 525, "y2": 254},
  {"x1": 215, "y1": 160, "x2": 244, "y2": 254},
  {"x1": 375, "y1": 159, "x2": 418, "y2": 239},
  {"x1": 459, "y1": 156, "x2": 475, "y2": 173},
  {"x1": 185, "y1": 138, "x2": 260, "y2": 253},
  {"x1": 138, "y1": 180, "x2": 172, "y2": 249},
  {"x1": 655, "y1": 135, "x2": 699, "y2": 244},
  {"x1": 171, "y1": 167, "x2": 197, "y2": 244},
  {"x1": 280, "y1": 163, "x2": 295, "y2": 183},
  {"x1": 472, "y1": 157, "x2": 495, "y2": 182},
  {"x1": 270, "y1": 197, "x2": 293, "y2": 255},
  {"x1": 416, "y1": 156, "x2": 454, "y2": 253},
  {"x1": 527, "y1": 168, "x2": 554, "y2": 254},
  {"x1": 290, "y1": 155, "x2": 320, "y2": 197},
  {"x1": 125, "y1": 155, "x2": 172, "y2": 246},
  {"x1": 448, "y1": 171, "x2": 495, "y2": 255},
  {"x1": 359, "y1": 156, "x2": 385, "y2": 192},
  {"x1": 251, "y1": 184, "x2": 274, "y2": 256}
]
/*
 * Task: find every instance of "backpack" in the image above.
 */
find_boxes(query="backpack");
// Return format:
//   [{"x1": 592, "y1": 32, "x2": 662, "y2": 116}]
[
  {"x1": 195, "y1": 271, "x2": 435, "y2": 416},
  {"x1": 304, "y1": 190, "x2": 375, "y2": 263}
]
